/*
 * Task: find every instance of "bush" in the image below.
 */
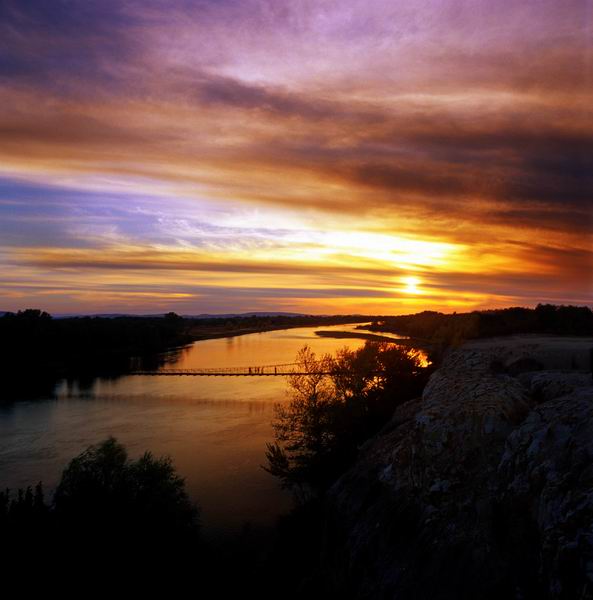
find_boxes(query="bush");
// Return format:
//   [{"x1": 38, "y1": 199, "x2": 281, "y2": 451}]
[
  {"x1": 1, "y1": 438, "x2": 200, "y2": 574},
  {"x1": 55, "y1": 437, "x2": 199, "y2": 551}
]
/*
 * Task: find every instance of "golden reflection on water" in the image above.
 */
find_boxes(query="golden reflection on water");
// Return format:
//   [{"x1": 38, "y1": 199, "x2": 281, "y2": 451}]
[
  {"x1": 164, "y1": 323, "x2": 429, "y2": 370},
  {"x1": 1, "y1": 323, "x2": 427, "y2": 539}
]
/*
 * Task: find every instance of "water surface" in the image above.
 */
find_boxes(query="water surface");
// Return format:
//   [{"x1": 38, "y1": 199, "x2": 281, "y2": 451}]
[{"x1": 1, "y1": 323, "x2": 390, "y2": 538}]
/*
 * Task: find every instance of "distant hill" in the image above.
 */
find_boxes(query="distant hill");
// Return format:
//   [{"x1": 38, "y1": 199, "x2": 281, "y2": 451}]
[{"x1": 184, "y1": 311, "x2": 308, "y2": 319}]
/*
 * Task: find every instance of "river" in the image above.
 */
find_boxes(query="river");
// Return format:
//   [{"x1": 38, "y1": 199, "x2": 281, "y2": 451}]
[{"x1": 0, "y1": 323, "x2": 411, "y2": 539}]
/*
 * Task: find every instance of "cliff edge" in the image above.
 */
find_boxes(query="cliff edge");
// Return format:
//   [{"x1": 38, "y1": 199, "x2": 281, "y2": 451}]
[{"x1": 328, "y1": 336, "x2": 593, "y2": 600}]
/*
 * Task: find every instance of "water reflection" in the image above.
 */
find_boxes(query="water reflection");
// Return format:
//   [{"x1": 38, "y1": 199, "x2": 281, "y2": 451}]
[{"x1": 0, "y1": 323, "x2": 418, "y2": 539}]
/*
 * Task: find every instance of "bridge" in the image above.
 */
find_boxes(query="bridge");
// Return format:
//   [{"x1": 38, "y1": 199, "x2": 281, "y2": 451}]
[{"x1": 130, "y1": 363, "x2": 329, "y2": 376}]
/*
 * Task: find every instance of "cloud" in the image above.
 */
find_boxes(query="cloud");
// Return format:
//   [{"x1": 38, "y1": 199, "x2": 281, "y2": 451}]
[{"x1": 0, "y1": 0, "x2": 591, "y2": 313}]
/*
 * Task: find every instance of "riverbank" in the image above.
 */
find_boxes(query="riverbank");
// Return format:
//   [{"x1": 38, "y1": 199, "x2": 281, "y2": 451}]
[
  {"x1": 188, "y1": 319, "x2": 369, "y2": 342},
  {"x1": 0, "y1": 312, "x2": 372, "y2": 398},
  {"x1": 315, "y1": 329, "x2": 430, "y2": 347},
  {"x1": 315, "y1": 330, "x2": 403, "y2": 342}
]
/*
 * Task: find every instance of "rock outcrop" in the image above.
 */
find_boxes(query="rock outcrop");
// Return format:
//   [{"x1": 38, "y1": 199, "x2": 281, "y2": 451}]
[{"x1": 327, "y1": 337, "x2": 593, "y2": 600}]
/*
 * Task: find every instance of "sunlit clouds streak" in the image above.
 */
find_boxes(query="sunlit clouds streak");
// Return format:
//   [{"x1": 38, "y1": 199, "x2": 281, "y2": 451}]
[{"x1": 0, "y1": 0, "x2": 591, "y2": 313}]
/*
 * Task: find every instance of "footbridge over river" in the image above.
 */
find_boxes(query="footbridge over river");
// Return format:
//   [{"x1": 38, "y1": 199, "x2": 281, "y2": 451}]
[{"x1": 130, "y1": 363, "x2": 332, "y2": 376}]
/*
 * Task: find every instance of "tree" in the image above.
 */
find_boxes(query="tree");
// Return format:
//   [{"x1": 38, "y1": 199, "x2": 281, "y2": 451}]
[
  {"x1": 54, "y1": 437, "x2": 200, "y2": 562},
  {"x1": 265, "y1": 343, "x2": 430, "y2": 494},
  {"x1": 0, "y1": 438, "x2": 201, "y2": 583},
  {"x1": 265, "y1": 346, "x2": 337, "y2": 493}
]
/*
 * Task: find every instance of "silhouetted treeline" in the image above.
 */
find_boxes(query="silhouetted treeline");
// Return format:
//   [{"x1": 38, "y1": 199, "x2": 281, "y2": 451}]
[
  {"x1": 187, "y1": 313, "x2": 370, "y2": 337},
  {"x1": 0, "y1": 309, "x2": 190, "y2": 370},
  {"x1": 0, "y1": 309, "x2": 370, "y2": 378},
  {"x1": 0, "y1": 438, "x2": 200, "y2": 579},
  {"x1": 0, "y1": 309, "x2": 194, "y2": 397},
  {"x1": 365, "y1": 304, "x2": 593, "y2": 346},
  {"x1": 0, "y1": 309, "x2": 372, "y2": 398},
  {"x1": 265, "y1": 342, "x2": 432, "y2": 494}
]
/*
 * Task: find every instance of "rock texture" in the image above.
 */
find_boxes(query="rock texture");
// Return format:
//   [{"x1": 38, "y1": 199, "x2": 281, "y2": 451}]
[
  {"x1": 328, "y1": 338, "x2": 593, "y2": 600},
  {"x1": 498, "y1": 387, "x2": 593, "y2": 599}
]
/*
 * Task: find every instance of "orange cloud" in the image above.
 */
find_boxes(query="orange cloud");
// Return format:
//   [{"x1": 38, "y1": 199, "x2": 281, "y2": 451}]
[{"x1": 0, "y1": 0, "x2": 590, "y2": 313}]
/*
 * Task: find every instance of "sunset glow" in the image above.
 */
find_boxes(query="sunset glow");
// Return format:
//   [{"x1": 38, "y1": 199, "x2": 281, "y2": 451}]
[
  {"x1": 0, "y1": 1, "x2": 591, "y2": 314},
  {"x1": 403, "y1": 277, "x2": 421, "y2": 296}
]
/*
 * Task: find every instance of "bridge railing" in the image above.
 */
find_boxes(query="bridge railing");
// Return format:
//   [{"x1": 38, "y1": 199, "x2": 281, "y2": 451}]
[{"x1": 130, "y1": 362, "x2": 303, "y2": 376}]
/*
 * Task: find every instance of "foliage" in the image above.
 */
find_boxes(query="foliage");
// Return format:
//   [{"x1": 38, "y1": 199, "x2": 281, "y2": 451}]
[
  {"x1": 0, "y1": 309, "x2": 192, "y2": 380},
  {"x1": 55, "y1": 437, "x2": 199, "y2": 547},
  {"x1": 0, "y1": 438, "x2": 200, "y2": 570},
  {"x1": 0, "y1": 309, "x2": 371, "y2": 398},
  {"x1": 366, "y1": 304, "x2": 593, "y2": 347},
  {"x1": 0, "y1": 483, "x2": 51, "y2": 540},
  {"x1": 265, "y1": 343, "x2": 430, "y2": 493}
]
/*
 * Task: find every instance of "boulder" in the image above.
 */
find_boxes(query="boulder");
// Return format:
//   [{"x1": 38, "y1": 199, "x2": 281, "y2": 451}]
[
  {"x1": 498, "y1": 387, "x2": 593, "y2": 599},
  {"x1": 327, "y1": 342, "x2": 593, "y2": 599}
]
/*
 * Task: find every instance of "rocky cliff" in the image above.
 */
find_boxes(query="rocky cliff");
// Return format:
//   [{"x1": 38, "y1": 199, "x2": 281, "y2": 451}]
[{"x1": 328, "y1": 336, "x2": 593, "y2": 600}]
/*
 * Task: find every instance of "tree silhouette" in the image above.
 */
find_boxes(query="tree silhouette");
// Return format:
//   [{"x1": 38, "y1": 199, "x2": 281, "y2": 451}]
[
  {"x1": 1, "y1": 438, "x2": 200, "y2": 577},
  {"x1": 265, "y1": 343, "x2": 430, "y2": 494},
  {"x1": 55, "y1": 437, "x2": 199, "y2": 553}
]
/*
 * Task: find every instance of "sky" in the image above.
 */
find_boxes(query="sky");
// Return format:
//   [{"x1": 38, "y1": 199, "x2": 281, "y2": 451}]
[{"x1": 0, "y1": 0, "x2": 591, "y2": 315}]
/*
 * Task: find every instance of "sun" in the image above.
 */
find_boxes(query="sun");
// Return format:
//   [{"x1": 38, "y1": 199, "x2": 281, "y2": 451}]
[{"x1": 402, "y1": 276, "x2": 421, "y2": 295}]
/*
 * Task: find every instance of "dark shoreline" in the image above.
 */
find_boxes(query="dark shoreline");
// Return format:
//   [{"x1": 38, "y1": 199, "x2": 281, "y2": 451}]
[
  {"x1": 314, "y1": 329, "x2": 434, "y2": 350},
  {"x1": 1, "y1": 316, "x2": 372, "y2": 401},
  {"x1": 315, "y1": 330, "x2": 406, "y2": 342},
  {"x1": 188, "y1": 320, "x2": 369, "y2": 342}
]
